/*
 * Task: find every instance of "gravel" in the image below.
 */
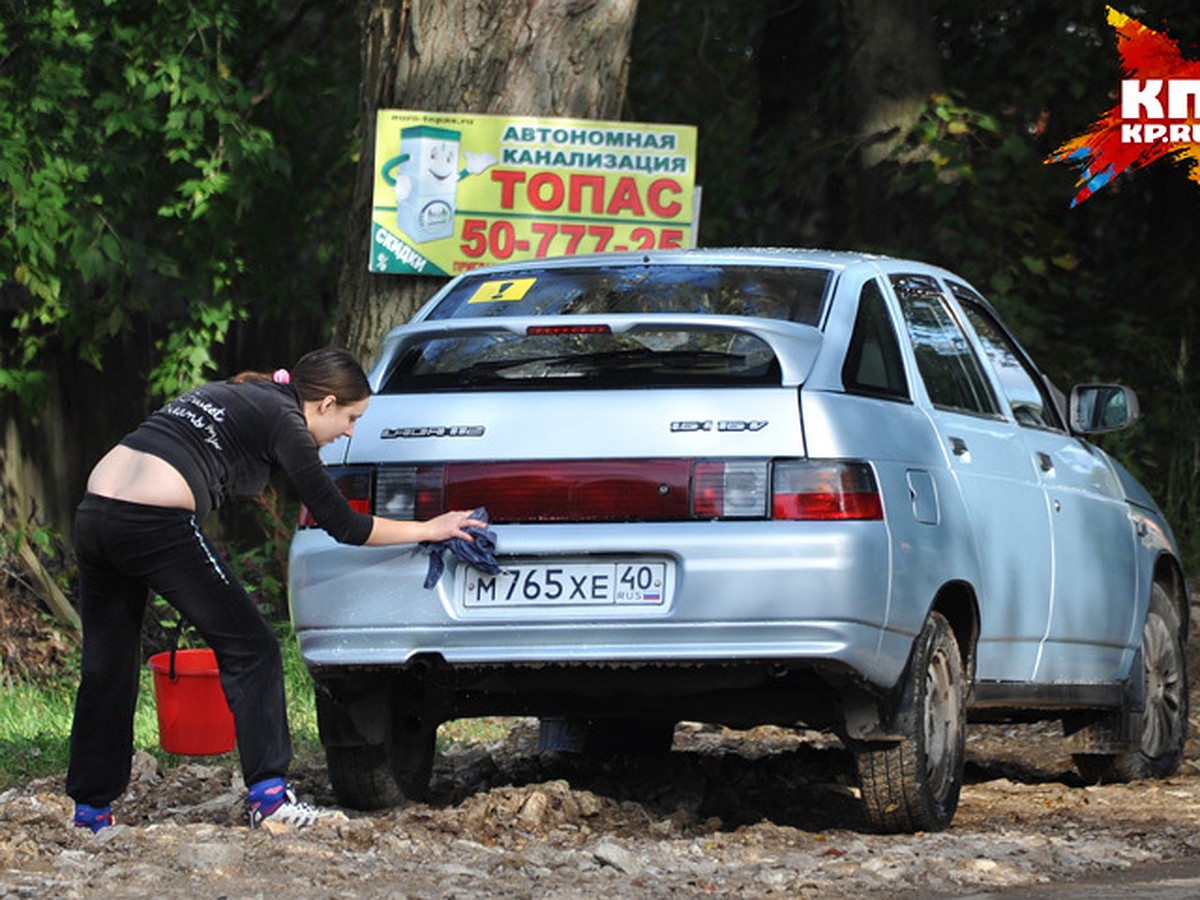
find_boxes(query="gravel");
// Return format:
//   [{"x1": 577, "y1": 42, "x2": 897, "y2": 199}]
[
  {"x1": 4, "y1": 587, "x2": 1199, "y2": 899},
  {"x1": 5, "y1": 714, "x2": 1200, "y2": 899}
]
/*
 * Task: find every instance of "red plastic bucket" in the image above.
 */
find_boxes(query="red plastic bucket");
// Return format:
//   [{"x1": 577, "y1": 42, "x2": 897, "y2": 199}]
[{"x1": 147, "y1": 648, "x2": 236, "y2": 755}]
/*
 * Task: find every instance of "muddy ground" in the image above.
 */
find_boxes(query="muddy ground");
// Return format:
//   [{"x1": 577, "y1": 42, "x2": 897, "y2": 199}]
[{"x1": 4, "y1": 585, "x2": 1200, "y2": 898}]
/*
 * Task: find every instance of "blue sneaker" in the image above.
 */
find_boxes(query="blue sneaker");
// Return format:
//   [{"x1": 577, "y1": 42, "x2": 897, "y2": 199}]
[
  {"x1": 247, "y1": 777, "x2": 332, "y2": 830},
  {"x1": 74, "y1": 803, "x2": 114, "y2": 833}
]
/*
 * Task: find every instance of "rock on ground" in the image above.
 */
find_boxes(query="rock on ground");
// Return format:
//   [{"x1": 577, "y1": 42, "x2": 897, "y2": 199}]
[{"x1": 5, "y1": 716, "x2": 1200, "y2": 899}]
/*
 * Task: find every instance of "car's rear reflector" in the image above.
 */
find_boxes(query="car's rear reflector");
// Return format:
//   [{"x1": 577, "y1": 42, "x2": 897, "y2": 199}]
[
  {"x1": 771, "y1": 461, "x2": 883, "y2": 520},
  {"x1": 437, "y1": 459, "x2": 692, "y2": 522}
]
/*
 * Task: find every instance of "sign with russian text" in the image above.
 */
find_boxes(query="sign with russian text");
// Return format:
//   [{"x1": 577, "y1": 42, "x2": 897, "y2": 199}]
[{"x1": 370, "y1": 110, "x2": 699, "y2": 276}]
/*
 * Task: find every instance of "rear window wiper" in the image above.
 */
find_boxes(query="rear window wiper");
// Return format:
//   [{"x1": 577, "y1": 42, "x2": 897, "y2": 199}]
[{"x1": 448, "y1": 348, "x2": 751, "y2": 383}]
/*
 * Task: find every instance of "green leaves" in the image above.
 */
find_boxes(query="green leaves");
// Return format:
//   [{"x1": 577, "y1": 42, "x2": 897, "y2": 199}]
[{"x1": 1, "y1": 0, "x2": 356, "y2": 407}]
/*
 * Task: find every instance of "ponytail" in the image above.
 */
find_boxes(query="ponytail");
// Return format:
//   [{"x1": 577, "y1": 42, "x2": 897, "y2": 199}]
[{"x1": 229, "y1": 349, "x2": 369, "y2": 404}]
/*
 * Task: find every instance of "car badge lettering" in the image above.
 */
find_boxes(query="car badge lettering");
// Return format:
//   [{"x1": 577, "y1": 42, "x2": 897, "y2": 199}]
[
  {"x1": 381, "y1": 425, "x2": 486, "y2": 439},
  {"x1": 671, "y1": 420, "x2": 767, "y2": 433}
]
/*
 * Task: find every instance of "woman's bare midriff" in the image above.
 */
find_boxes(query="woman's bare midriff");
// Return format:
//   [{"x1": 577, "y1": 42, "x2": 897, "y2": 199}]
[{"x1": 86, "y1": 445, "x2": 196, "y2": 510}]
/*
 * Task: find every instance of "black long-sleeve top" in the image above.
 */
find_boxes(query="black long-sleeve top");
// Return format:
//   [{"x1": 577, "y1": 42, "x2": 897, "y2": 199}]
[{"x1": 120, "y1": 379, "x2": 373, "y2": 545}]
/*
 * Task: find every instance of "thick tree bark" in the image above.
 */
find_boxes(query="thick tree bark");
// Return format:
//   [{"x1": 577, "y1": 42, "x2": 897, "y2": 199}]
[
  {"x1": 840, "y1": 0, "x2": 943, "y2": 167},
  {"x1": 334, "y1": 0, "x2": 639, "y2": 364},
  {"x1": 838, "y1": 0, "x2": 943, "y2": 246}
]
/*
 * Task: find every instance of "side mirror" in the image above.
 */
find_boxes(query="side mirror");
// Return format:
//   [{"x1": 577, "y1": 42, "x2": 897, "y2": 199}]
[{"x1": 1069, "y1": 384, "x2": 1140, "y2": 434}]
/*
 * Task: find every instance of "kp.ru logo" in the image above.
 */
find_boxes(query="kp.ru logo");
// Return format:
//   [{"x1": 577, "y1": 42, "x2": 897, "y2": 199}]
[{"x1": 1047, "y1": 6, "x2": 1200, "y2": 206}]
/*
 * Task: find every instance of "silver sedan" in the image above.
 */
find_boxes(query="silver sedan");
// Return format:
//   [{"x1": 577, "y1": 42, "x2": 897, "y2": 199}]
[{"x1": 288, "y1": 248, "x2": 1189, "y2": 832}]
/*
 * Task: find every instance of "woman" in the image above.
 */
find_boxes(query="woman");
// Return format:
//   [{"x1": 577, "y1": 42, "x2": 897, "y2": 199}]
[{"x1": 67, "y1": 348, "x2": 483, "y2": 832}]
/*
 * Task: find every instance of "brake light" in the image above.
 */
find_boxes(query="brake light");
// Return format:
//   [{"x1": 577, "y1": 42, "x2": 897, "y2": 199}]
[
  {"x1": 298, "y1": 467, "x2": 373, "y2": 528},
  {"x1": 772, "y1": 461, "x2": 882, "y2": 520},
  {"x1": 526, "y1": 324, "x2": 612, "y2": 335}
]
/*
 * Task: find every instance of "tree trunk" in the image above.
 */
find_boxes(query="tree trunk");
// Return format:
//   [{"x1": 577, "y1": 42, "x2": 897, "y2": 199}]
[
  {"x1": 840, "y1": 0, "x2": 943, "y2": 168},
  {"x1": 334, "y1": 0, "x2": 639, "y2": 364},
  {"x1": 838, "y1": 0, "x2": 943, "y2": 246}
]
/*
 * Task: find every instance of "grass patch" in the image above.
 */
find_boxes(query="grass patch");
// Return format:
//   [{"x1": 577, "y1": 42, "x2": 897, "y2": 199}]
[
  {"x1": 438, "y1": 716, "x2": 516, "y2": 750},
  {"x1": 0, "y1": 678, "x2": 76, "y2": 785},
  {"x1": 0, "y1": 627, "x2": 323, "y2": 791},
  {"x1": 0, "y1": 626, "x2": 516, "y2": 793}
]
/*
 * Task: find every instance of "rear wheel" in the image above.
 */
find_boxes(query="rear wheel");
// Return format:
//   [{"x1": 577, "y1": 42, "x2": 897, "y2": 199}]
[
  {"x1": 317, "y1": 680, "x2": 437, "y2": 810},
  {"x1": 1073, "y1": 584, "x2": 1188, "y2": 784},
  {"x1": 854, "y1": 611, "x2": 966, "y2": 833},
  {"x1": 326, "y1": 743, "x2": 403, "y2": 811}
]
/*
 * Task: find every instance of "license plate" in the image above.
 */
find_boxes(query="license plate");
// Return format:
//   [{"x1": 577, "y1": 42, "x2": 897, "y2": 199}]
[{"x1": 463, "y1": 561, "x2": 669, "y2": 607}]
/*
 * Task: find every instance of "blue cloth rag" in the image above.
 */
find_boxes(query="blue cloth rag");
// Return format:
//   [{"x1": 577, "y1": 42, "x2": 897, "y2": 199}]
[{"x1": 419, "y1": 506, "x2": 501, "y2": 589}]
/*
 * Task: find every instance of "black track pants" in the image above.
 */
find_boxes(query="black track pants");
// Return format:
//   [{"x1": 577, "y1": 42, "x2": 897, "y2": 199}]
[{"x1": 66, "y1": 494, "x2": 292, "y2": 807}]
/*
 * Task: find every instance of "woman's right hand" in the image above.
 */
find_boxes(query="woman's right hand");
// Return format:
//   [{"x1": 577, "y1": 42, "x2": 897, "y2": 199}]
[{"x1": 364, "y1": 510, "x2": 487, "y2": 546}]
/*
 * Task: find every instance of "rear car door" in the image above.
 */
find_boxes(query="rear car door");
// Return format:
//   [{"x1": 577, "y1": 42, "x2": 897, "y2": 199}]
[
  {"x1": 891, "y1": 273, "x2": 1054, "y2": 682},
  {"x1": 952, "y1": 288, "x2": 1138, "y2": 682}
]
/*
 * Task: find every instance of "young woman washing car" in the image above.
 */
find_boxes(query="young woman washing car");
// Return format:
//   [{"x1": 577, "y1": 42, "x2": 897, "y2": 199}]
[{"x1": 67, "y1": 348, "x2": 484, "y2": 833}]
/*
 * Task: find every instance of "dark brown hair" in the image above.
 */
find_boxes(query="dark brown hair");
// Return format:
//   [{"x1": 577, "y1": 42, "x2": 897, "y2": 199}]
[{"x1": 230, "y1": 348, "x2": 370, "y2": 404}]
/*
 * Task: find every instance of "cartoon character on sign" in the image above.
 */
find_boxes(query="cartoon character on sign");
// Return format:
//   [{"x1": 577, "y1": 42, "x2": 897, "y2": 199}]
[{"x1": 382, "y1": 126, "x2": 497, "y2": 243}]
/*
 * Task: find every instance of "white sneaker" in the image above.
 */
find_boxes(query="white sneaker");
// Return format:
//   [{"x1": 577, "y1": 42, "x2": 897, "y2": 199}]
[{"x1": 248, "y1": 788, "x2": 339, "y2": 830}]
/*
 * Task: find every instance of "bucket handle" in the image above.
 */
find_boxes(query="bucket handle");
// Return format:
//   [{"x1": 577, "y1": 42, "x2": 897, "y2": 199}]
[{"x1": 168, "y1": 618, "x2": 186, "y2": 681}]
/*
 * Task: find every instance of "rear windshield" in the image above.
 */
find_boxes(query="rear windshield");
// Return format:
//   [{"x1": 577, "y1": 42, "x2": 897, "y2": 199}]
[
  {"x1": 423, "y1": 263, "x2": 832, "y2": 324},
  {"x1": 380, "y1": 326, "x2": 782, "y2": 392},
  {"x1": 381, "y1": 264, "x2": 830, "y2": 393}
]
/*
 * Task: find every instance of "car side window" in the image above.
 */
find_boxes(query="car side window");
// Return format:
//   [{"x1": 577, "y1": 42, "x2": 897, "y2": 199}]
[
  {"x1": 842, "y1": 279, "x2": 910, "y2": 401},
  {"x1": 949, "y1": 284, "x2": 1065, "y2": 431},
  {"x1": 891, "y1": 273, "x2": 1001, "y2": 417}
]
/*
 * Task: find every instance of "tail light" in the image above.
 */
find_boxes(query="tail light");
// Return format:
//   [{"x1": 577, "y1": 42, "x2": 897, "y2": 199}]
[
  {"x1": 772, "y1": 460, "x2": 883, "y2": 520},
  {"x1": 297, "y1": 467, "x2": 373, "y2": 528},
  {"x1": 376, "y1": 465, "x2": 445, "y2": 520},
  {"x1": 299, "y1": 460, "x2": 882, "y2": 526},
  {"x1": 379, "y1": 460, "x2": 691, "y2": 522},
  {"x1": 692, "y1": 461, "x2": 770, "y2": 518}
]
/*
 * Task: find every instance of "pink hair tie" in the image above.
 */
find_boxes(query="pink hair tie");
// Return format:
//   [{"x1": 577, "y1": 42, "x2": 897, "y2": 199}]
[{"x1": 272, "y1": 368, "x2": 291, "y2": 385}]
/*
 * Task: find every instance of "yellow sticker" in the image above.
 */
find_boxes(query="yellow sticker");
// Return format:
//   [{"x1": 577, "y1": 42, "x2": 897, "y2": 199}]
[{"x1": 466, "y1": 277, "x2": 537, "y2": 304}]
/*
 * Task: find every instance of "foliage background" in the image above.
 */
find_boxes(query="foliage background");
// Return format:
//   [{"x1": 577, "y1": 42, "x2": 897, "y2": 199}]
[{"x1": 2, "y1": 0, "x2": 1198, "y2": 570}]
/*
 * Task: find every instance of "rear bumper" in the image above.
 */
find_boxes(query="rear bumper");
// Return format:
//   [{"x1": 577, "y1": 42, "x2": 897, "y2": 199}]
[{"x1": 287, "y1": 521, "x2": 913, "y2": 692}]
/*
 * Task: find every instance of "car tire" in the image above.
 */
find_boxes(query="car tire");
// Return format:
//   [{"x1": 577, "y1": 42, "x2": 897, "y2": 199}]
[
  {"x1": 854, "y1": 611, "x2": 966, "y2": 833},
  {"x1": 326, "y1": 743, "x2": 405, "y2": 811},
  {"x1": 1073, "y1": 583, "x2": 1188, "y2": 784},
  {"x1": 317, "y1": 680, "x2": 437, "y2": 810}
]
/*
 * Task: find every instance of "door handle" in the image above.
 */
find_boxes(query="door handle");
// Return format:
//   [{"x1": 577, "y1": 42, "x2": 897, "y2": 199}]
[
  {"x1": 949, "y1": 436, "x2": 969, "y2": 457},
  {"x1": 1036, "y1": 452, "x2": 1054, "y2": 472}
]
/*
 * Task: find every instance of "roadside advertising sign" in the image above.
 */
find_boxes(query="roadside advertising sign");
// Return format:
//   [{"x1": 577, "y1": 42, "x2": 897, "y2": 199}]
[{"x1": 370, "y1": 110, "x2": 699, "y2": 276}]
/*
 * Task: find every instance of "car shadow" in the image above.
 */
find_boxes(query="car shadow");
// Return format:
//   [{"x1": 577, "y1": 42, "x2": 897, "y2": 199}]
[
  {"x1": 432, "y1": 741, "x2": 865, "y2": 832},
  {"x1": 423, "y1": 722, "x2": 1091, "y2": 833},
  {"x1": 964, "y1": 757, "x2": 1086, "y2": 788}
]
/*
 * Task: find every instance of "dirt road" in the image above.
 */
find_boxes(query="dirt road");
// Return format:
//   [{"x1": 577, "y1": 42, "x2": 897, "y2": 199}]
[
  {"x1": 4, "y1": 581, "x2": 1200, "y2": 898},
  {"x1": 4, "y1": 713, "x2": 1200, "y2": 899}
]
